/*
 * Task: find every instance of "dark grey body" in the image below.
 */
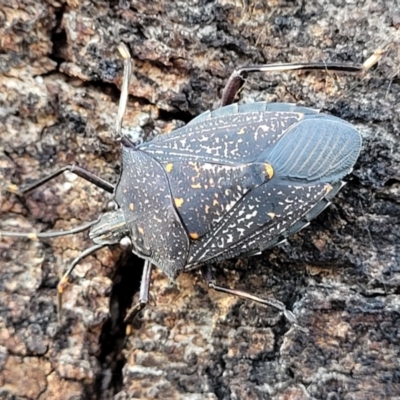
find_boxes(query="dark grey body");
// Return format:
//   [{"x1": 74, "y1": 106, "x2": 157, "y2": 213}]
[{"x1": 113, "y1": 102, "x2": 361, "y2": 278}]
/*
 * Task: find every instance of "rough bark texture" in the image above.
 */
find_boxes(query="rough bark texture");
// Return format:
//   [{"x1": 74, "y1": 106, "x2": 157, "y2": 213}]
[{"x1": 0, "y1": 1, "x2": 399, "y2": 399}]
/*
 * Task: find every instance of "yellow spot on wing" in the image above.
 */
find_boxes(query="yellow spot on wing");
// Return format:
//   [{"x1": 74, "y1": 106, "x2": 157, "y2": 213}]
[
  {"x1": 174, "y1": 198, "x2": 184, "y2": 208},
  {"x1": 191, "y1": 183, "x2": 201, "y2": 189},
  {"x1": 165, "y1": 163, "x2": 174, "y2": 172},
  {"x1": 129, "y1": 203, "x2": 134, "y2": 211},
  {"x1": 237, "y1": 127, "x2": 246, "y2": 135},
  {"x1": 138, "y1": 227, "x2": 144, "y2": 234},
  {"x1": 189, "y1": 232, "x2": 199, "y2": 240},
  {"x1": 213, "y1": 199, "x2": 219, "y2": 206},
  {"x1": 325, "y1": 183, "x2": 333, "y2": 193},
  {"x1": 267, "y1": 213, "x2": 275, "y2": 219},
  {"x1": 264, "y1": 163, "x2": 274, "y2": 179}
]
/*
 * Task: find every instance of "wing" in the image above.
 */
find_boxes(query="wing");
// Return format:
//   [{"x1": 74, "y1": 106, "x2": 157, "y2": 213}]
[
  {"x1": 137, "y1": 102, "x2": 361, "y2": 267},
  {"x1": 260, "y1": 116, "x2": 361, "y2": 183},
  {"x1": 163, "y1": 160, "x2": 274, "y2": 238},
  {"x1": 138, "y1": 104, "x2": 305, "y2": 164},
  {"x1": 139, "y1": 102, "x2": 360, "y2": 183},
  {"x1": 186, "y1": 180, "x2": 338, "y2": 265}
]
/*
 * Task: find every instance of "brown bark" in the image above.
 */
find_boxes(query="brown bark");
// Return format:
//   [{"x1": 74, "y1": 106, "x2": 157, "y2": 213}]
[{"x1": 0, "y1": 1, "x2": 399, "y2": 399}]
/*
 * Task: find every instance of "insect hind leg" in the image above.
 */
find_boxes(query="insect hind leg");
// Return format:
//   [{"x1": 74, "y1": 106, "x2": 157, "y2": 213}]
[
  {"x1": 220, "y1": 49, "x2": 386, "y2": 107},
  {"x1": 201, "y1": 265, "x2": 303, "y2": 329}
]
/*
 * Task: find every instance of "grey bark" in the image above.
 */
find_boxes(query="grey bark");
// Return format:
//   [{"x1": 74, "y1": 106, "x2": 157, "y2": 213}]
[{"x1": 0, "y1": 1, "x2": 399, "y2": 399}]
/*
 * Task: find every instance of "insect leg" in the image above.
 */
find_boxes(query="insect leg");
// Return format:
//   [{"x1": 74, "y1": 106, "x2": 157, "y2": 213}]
[
  {"x1": 220, "y1": 49, "x2": 385, "y2": 107},
  {"x1": 8, "y1": 164, "x2": 114, "y2": 195},
  {"x1": 57, "y1": 243, "x2": 109, "y2": 324},
  {"x1": 124, "y1": 260, "x2": 153, "y2": 324},
  {"x1": 201, "y1": 265, "x2": 300, "y2": 327},
  {"x1": 0, "y1": 218, "x2": 100, "y2": 240}
]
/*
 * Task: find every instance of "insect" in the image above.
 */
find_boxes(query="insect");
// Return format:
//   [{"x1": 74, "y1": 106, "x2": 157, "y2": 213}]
[{"x1": 1, "y1": 45, "x2": 383, "y2": 324}]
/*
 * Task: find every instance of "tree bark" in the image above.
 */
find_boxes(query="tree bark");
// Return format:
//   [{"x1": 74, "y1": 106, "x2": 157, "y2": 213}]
[{"x1": 0, "y1": 1, "x2": 399, "y2": 399}]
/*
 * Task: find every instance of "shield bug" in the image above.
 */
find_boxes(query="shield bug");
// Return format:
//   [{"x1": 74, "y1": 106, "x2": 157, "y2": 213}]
[{"x1": 0, "y1": 45, "x2": 383, "y2": 324}]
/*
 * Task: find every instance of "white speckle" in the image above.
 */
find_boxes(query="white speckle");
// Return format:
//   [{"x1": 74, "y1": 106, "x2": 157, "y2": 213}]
[
  {"x1": 64, "y1": 171, "x2": 78, "y2": 182},
  {"x1": 63, "y1": 182, "x2": 73, "y2": 191}
]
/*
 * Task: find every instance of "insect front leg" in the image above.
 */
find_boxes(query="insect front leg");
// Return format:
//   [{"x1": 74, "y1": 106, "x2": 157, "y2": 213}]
[
  {"x1": 8, "y1": 164, "x2": 115, "y2": 195},
  {"x1": 201, "y1": 265, "x2": 302, "y2": 328},
  {"x1": 1, "y1": 164, "x2": 116, "y2": 241},
  {"x1": 1, "y1": 165, "x2": 115, "y2": 240}
]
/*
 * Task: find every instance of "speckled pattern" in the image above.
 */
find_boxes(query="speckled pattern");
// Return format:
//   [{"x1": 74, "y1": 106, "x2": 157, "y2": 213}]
[
  {"x1": 111, "y1": 103, "x2": 361, "y2": 277},
  {"x1": 115, "y1": 147, "x2": 189, "y2": 278},
  {"x1": 0, "y1": 0, "x2": 399, "y2": 399}
]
